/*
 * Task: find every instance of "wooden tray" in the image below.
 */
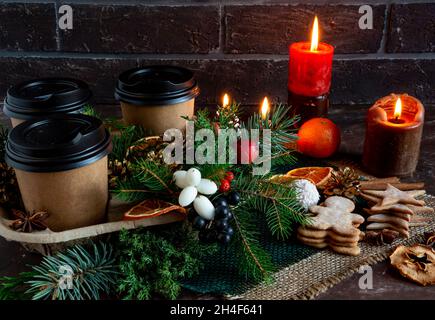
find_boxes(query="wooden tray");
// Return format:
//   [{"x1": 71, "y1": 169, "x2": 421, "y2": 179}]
[{"x1": 0, "y1": 198, "x2": 185, "y2": 255}]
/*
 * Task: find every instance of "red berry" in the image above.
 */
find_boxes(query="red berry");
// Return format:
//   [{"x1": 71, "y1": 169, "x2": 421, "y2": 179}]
[
  {"x1": 219, "y1": 179, "x2": 231, "y2": 192},
  {"x1": 225, "y1": 171, "x2": 235, "y2": 182}
]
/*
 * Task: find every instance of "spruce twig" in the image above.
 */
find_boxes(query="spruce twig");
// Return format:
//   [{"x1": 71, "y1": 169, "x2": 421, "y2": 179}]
[
  {"x1": 231, "y1": 207, "x2": 275, "y2": 281},
  {"x1": 233, "y1": 173, "x2": 307, "y2": 240},
  {"x1": 0, "y1": 243, "x2": 118, "y2": 300}
]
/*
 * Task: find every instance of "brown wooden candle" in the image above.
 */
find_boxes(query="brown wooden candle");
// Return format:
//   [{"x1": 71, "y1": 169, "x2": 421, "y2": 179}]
[{"x1": 362, "y1": 93, "x2": 424, "y2": 177}]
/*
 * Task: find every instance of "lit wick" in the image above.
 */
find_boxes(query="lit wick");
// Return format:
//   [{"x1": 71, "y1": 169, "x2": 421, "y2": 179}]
[
  {"x1": 389, "y1": 97, "x2": 405, "y2": 124},
  {"x1": 261, "y1": 97, "x2": 270, "y2": 120},
  {"x1": 222, "y1": 93, "x2": 230, "y2": 108},
  {"x1": 310, "y1": 16, "x2": 319, "y2": 52}
]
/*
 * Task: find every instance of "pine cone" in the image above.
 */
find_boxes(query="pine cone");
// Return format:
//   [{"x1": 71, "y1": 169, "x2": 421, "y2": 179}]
[
  {"x1": 322, "y1": 167, "x2": 361, "y2": 200},
  {"x1": 108, "y1": 159, "x2": 130, "y2": 189},
  {"x1": 0, "y1": 162, "x2": 20, "y2": 208},
  {"x1": 108, "y1": 136, "x2": 179, "y2": 189}
]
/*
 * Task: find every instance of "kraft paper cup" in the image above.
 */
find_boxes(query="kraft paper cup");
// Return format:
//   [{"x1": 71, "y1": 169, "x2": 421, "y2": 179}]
[
  {"x1": 115, "y1": 65, "x2": 199, "y2": 136},
  {"x1": 6, "y1": 114, "x2": 112, "y2": 232},
  {"x1": 120, "y1": 99, "x2": 195, "y2": 135}
]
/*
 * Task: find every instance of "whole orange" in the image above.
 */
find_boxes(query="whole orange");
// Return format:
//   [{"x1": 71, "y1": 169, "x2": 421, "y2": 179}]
[{"x1": 297, "y1": 118, "x2": 341, "y2": 158}]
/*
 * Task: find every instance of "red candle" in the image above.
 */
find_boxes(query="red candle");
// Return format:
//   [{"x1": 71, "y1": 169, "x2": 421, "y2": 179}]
[{"x1": 288, "y1": 16, "x2": 334, "y2": 97}]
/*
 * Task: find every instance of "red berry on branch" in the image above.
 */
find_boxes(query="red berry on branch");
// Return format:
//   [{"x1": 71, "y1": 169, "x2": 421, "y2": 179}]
[
  {"x1": 219, "y1": 179, "x2": 231, "y2": 193},
  {"x1": 225, "y1": 171, "x2": 235, "y2": 182}
]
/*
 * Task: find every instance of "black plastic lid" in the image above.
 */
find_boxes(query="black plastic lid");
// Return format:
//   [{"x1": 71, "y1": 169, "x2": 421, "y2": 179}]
[
  {"x1": 3, "y1": 78, "x2": 92, "y2": 120},
  {"x1": 115, "y1": 65, "x2": 200, "y2": 106},
  {"x1": 5, "y1": 114, "x2": 112, "y2": 173}
]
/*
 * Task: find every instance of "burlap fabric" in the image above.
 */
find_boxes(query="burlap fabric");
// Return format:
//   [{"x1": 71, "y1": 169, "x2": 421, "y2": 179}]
[{"x1": 230, "y1": 194, "x2": 435, "y2": 300}]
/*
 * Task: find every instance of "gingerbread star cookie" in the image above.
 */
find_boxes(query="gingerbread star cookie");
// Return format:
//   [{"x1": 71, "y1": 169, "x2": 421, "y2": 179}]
[
  {"x1": 363, "y1": 184, "x2": 424, "y2": 207},
  {"x1": 297, "y1": 196, "x2": 365, "y2": 256}
]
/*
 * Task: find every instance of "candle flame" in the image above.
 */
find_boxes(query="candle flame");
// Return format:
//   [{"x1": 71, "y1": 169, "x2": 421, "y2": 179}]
[
  {"x1": 394, "y1": 97, "x2": 402, "y2": 119},
  {"x1": 222, "y1": 93, "x2": 230, "y2": 108},
  {"x1": 261, "y1": 97, "x2": 270, "y2": 120},
  {"x1": 310, "y1": 16, "x2": 319, "y2": 52}
]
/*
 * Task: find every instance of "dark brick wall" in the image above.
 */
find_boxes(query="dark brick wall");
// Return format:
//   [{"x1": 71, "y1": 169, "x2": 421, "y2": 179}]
[{"x1": 0, "y1": 0, "x2": 433, "y2": 116}]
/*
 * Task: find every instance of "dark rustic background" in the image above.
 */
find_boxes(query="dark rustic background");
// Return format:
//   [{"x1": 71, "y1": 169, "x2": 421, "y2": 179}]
[{"x1": 0, "y1": 0, "x2": 433, "y2": 113}]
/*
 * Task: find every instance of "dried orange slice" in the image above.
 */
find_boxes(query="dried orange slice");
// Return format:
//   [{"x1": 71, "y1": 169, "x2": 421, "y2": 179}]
[
  {"x1": 123, "y1": 199, "x2": 187, "y2": 221},
  {"x1": 286, "y1": 167, "x2": 333, "y2": 187},
  {"x1": 269, "y1": 174, "x2": 314, "y2": 185}
]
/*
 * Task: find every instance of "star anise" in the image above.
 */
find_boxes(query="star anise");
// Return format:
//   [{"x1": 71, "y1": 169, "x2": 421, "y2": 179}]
[
  {"x1": 405, "y1": 251, "x2": 432, "y2": 272},
  {"x1": 10, "y1": 209, "x2": 49, "y2": 233},
  {"x1": 365, "y1": 229, "x2": 399, "y2": 245}
]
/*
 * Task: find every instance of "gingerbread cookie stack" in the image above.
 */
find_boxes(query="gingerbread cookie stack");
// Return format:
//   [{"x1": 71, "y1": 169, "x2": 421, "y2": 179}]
[
  {"x1": 297, "y1": 196, "x2": 365, "y2": 256},
  {"x1": 360, "y1": 183, "x2": 433, "y2": 238}
]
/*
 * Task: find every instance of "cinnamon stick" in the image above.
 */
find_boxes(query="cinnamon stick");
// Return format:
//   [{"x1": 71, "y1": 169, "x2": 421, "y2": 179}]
[
  {"x1": 361, "y1": 177, "x2": 400, "y2": 185},
  {"x1": 360, "y1": 182, "x2": 425, "y2": 191}
]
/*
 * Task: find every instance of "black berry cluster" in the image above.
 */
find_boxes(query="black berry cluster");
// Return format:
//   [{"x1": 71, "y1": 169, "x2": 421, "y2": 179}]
[{"x1": 191, "y1": 191, "x2": 241, "y2": 245}]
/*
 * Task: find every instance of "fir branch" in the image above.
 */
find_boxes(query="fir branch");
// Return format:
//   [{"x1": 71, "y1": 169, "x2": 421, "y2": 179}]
[
  {"x1": 110, "y1": 125, "x2": 146, "y2": 163},
  {"x1": 246, "y1": 103, "x2": 299, "y2": 155},
  {"x1": 231, "y1": 205, "x2": 275, "y2": 282},
  {"x1": 189, "y1": 163, "x2": 230, "y2": 184},
  {"x1": 184, "y1": 108, "x2": 213, "y2": 131},
  {"x1": 25, "y1": 243, "x2": 118, "y2": 300},
  {"x1": 233, "y1": 173, "x2": 307, "y2": 240},
  {"x1": 133, "y1": 159, "x2": 174, "y2": 193}
]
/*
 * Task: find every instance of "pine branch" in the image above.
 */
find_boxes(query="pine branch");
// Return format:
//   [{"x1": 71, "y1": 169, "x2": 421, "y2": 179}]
[
  {"x1": 231, "y1": 205, "x2": 275, "y2": 282},
  {"x1": 233, "y1": 173, "x2": 307, "y2": 240},
  {"x1": 190, "y1": 163, "x2": 230, "y2": 184},
  {"x1": 24, "y1": 243, "x2": 118, "y2": 300},
  {"x1": 246, "y1": 103, "x2": 299, "y2": 155},
  {"x1": 112, "y1": 176, "x2": 151, "y2": 202},
  {"x1": 133, "y1": 159, "x2": 174, "y2": 193},
  {"x1": 110, "y1": 125, "x2": 146, "y2": 162}
]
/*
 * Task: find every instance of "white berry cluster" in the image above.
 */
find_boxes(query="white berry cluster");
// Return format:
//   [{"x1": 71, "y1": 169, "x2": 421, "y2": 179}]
[{"x1": 173, "y1": 168, "x2": 218, "y2": 220}]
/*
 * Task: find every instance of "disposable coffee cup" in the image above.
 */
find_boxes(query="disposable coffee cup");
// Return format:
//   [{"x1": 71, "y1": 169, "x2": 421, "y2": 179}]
[
  {"x1": 115, "y1": 65, "x2": 199, "y2": 135},
  {"x1": 5, "y1": 114, "x2": 112, "y2": 232},
  {"x1": 3, "y1": 78, "x2": 92, "y2": 127}
]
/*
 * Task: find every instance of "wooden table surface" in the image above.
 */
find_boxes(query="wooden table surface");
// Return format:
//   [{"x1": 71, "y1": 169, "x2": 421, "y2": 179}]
[{"x1": 1, "y1": 104, "x2": 434, "y2": 300}]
